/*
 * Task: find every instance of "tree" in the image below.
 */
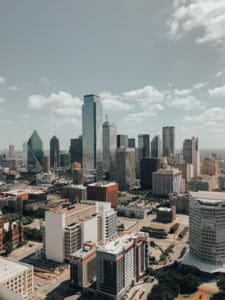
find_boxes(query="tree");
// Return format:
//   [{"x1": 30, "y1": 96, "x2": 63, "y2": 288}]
[
  {"x1": 150, "y1": 240, "x2": 155, "y2": 247},
  {"x1": 4, "y1": 241, "x2": 13, "y2": 256},
  {"x1": 217, "y1": 275, "x2": 225, "y2": 292}
]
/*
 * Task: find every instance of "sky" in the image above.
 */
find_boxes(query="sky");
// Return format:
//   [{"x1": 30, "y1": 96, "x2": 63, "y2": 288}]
[{"x1": 1, "y1": 0, "x2": 225, "y2": 150}]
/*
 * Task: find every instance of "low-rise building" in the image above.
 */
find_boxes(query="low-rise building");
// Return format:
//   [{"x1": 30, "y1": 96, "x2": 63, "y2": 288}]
[
  {"x1": 0, "y1": 256, "x2": 33, "y2": 298},
  {"x1": 87, "y1": 182, "x2": 118, "y2": 208},
  {"x1": 61, "y1": 184, "x2": 87, "y2": 201},
  {"x1": 169, "y1": 193, "x2": 189, "y2": 214},
  {"x1": 156, "y1": 207, "x2": 176, "y2": 223},
  {"x1": 117, "y1": 204, "x2": 150, "y2": 219}
]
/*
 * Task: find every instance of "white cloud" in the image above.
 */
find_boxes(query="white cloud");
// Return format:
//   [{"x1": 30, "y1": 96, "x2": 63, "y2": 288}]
[
  {"x1": 216, "y1": 70, "x2": 225, "y2": 77},
  {"x1": 166, "y1": 95, "x2": 204, "y2": 111},
  {"x1": 9, "y1": 86, "x2": 20, "y2": 91},
  {"x1": 0, "y1": 97, "x2": 5, "y2": 104},
  {"x1": 209, "y1": 85, "x2": 225, "y2": 97},
  {"x1": 168, "y1": 0, "x2": 225, "y2": 45},
  {"x1": 193, "y1": 82, "x2": 207, "y2": 89},
  {"x1": 122, "y1": 85, "x2": 164, "y2": 104},
  {"x1": 174, "y1": 88, "x2": 192, "y2": 96},
  {"x1": 0, "y1": 77, "x2": 6, "y2": 84},
  {"x1": 28, "y1": 91, "x2": 82, "y2": 116},
  {"x1": 123, "y1": 104, "x2": 164, "y2": 123},
  {"x1": 99, "y1": 92, "x2": 133, "y2": 112}
]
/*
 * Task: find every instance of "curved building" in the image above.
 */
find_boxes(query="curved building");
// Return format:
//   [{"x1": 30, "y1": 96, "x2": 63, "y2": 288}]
[
  {"x1": 27, "y1": 130, "x2": 44, "y2": 171},
  {"x1": 189, "y1": 191, "x2": 225, "y2": 265}
]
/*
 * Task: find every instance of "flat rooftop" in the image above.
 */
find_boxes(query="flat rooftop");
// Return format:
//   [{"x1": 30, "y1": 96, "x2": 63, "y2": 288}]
[
  {"x1": 49, "y1": 203, "x2": 95, "y2": 215},
  {"x1": 88, "y1": 181, "x2": 117, "y2": 188},
  {"x1": 64, "y1": 184, "x2": 86, "y2": 190},
  {"x1": 71, "y1": 244, "x2": 96, "y2": 259},
  {"x1": 190, "y1": 191, "x2": 225, "y2": 202},
  {"x1": 154, "y1": 168, "x2": 181, "y2": 175},
  {"x1": 0, "y1": 257, "x2": 32, "y2": 282}
]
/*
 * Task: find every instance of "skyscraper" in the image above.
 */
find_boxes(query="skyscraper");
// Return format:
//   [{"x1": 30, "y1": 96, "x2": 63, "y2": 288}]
[
  {"x1": 128, "y1": 138, "x2": 136, "y2": 148},
  {"x1": 70, "y1": 136, "x2": 82, "y2": 165},
  {"x1": 27, "y1": 130, "x2": 44, "y2": 171},
  {"x1": 102, "y1": 119, "x2": 117, "y2": 174},
  {"x1": 138, "y1": 134, "x2": 150, "y2": 159},
  {"x1": 50, "y1": 135, "x2": 59, "y2": 168},
  {"x1": 183, "y1": 137, "x2": 200, "y2": 177},
  {"x1": 117, "y1": 134, "x2": 128, "y2": 148},
  {"x1": 140, "y1": 158, "x2": 160, "y2": 190},
  {"x1": 162, "y1": 126, "x2": 175, "y2": 157},
  {"x1": 82, "y1": 95, "x2": 103, "y2": 180},
  {"x1": 8, "y1": 145, "x2": 15, "y2": 158},
  {"x1": 151, "y1": 135, "x2": 162, "y2": 158}
]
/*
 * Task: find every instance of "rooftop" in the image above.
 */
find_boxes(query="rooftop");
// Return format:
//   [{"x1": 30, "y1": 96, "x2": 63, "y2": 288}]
[
  {"x1": 154, "y1": 168, "x2": 181, "y2": 175},
  {"x1": 71, "y1": 242, "x2": 96, "y2": 259},
  {"x1": 0, "y1": 257, "x2": 32, "y2": 282},
  {"x1": 48, "y1": 203, "x2": 95, "y2": 215},
  {"x1": 64, "y1": 184, "x2": 86, "y2": 190},
  {"x1": 88, "y1": 181, "x2": 117, "y2": 188},
  {"x1": 190, "y1": 191, "x2": 225, "y2": 202}
]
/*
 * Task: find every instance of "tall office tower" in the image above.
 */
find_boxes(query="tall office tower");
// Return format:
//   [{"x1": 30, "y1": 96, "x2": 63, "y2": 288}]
[
  {"x1": 22, "y1": 142, "x2": 27, "y2": 166},
  {"x1": 96, "y1": 232, "x2": 149, "y2": 300},
  {"x1": 8, "y1": 145, "x2": 15, "y2": 158},
  {"x1": 151, "y1": 135, "x2": 162, "y2": 158},
  {"x1": 117, "y1": 134, "x2": 128, "y2": 148},
  {"x1": 152, "y1": 168, "x2": 182, "y2": 197},
  {"x1": 70, "y1": 241, "x2": 96, "y2": 289},
  {"x1": 138, "y1": 134, "x2": 150, "y2": 159},
  {"x1": 27, "y1": 130, "x2": 44, "y2": 171},
  {"x1": 128, "y1": 138, "x2": 136, "y2": 148},
  {"x1": 162, "y1": 126, "x2": 175, "y2": 157},
  {"x1": 140, "y1": 158, "x2": 160, "y2": 190},
  {"x1": 70, "y1": 136, "x2": 82, "y2": 165},
  {"x1": 50, "y1": 135, "x2": 59, "y2": 168},
  {"x1": 82, "y1": 95, "x2": 103, "y2": 180},
  {"x1": 189, "y1": 191, "x2": 225, "y2": 266},
  {"x1": 102, "y1": 119, "x2": 117, "y2": 174},
  {"x1": 183, "y1": 137, "x2": 200, "y2": 177},
  {"x1": 115, "y1": 148, "x2": 136, "y2": 190}
]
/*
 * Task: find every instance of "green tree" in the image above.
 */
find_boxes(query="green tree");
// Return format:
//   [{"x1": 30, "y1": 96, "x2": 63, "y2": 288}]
[
  {"x1": 217, "y1": 275, "x2": 225, "y2": 292},
  {"x1": 4, "y1": 241, "x2": 13, "y2": 256}
]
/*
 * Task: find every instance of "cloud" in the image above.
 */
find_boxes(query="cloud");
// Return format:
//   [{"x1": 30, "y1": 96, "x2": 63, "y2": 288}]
[
  {"x1": 185, "y1": 107, "x2": 225, "y2": 134},
  {"x1": 209, "y1": 85, "x2": 225, "y2": 97},
  {"x1": 28, "y1": 91, "x2": 82, "y2": 116},
  {"x1": 99, "y1": 92, "x2": 133, "y2": 112},
  {"x1": 174, "y1": 88, "x2": 192, "y2": 96},
  {"x1": 0, "y1": 97, "x2": 5, "y2": 104},
  {"x1": 165, "y1": 95, "x2": 204, "y2": 111},
  {"x1": 122, "y1": 85, "x2": 164, "y2": 104},
  {"x1": 0, "y1": 77, "x2": 6, "y2": 84},
  {"x1": 168, "y1": 1, "x2": 225, "y2": 46},
  {"x1": 9, "y1": 86, "x2": 20, "y2": 91},
  {"x1": 216, "y1": 70, "x2": 225, "y2": 77},
  {"x1": 123, "y1": 104, "x2": 164, "y2": 124},
  {"x1": 193, "y1": 82, "x2": 207, "y2": 89}
]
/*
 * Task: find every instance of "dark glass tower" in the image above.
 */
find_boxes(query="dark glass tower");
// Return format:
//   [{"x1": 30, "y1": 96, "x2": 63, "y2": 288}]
[
  {"x1": 27, "y1": 130, "x2": 44, "y2": 171},
  {"x1": 50, "y1": 135, "x2": 60, "y2": 168},
  {"x1": 70, "y1": 136, "x2": 82, "y2": 165},
  {"x1": 140, "y1": 158, "x2": 160, "y2": 190},
  {"x1": 138, "y1": 134, "x2": 150, "y2": 159}
]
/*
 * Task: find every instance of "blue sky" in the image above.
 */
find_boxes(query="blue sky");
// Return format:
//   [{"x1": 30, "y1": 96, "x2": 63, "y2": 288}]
[{"x1": 1, "y1": 0, "x2": 225, "y2": 150}]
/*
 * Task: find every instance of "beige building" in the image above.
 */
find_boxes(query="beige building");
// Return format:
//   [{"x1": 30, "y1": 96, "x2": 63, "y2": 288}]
[
  {"x1": 169, "y1": 193, "x2": 189, "y2": 214},
  {"x1": 70, "y1": 241, "x2": 96, "y2": 289},
  {"x1": 201, "y1": 157, "x2": 219, "y2": 177},
  {"x1": 0, "y1": 256, "x2": 33, "y2": 298}
]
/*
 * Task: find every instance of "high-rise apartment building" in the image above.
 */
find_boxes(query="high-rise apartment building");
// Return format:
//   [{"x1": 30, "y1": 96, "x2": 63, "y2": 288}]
[
  {"x1": 115, "y1": 148, "x2": 136, "y2": 190},
  {"x1": 138, "y1": 134, "x2": 150, "y2": 159},
  {"x1": 70, "y1": 241, "x2": 96, "y2": 289},
  {"x1": 183, "y1": 137, "x2": 200, "y2": 177},
  {"x1": 189, "y1": 191, "x2": 225, "y2": 265},
  {"x1": 70, "y1": 136, "x2": 82, "y2": 165},
  {"x1": 44, "y1": 201, "x2": 117, "y2": 262},
  {"x1": 50, "y1": 135, "x2": 59, "y2": 168},
  {"x1": 96, "y1": 232, "x2": 149, "y2": 300},
  {"x1": 140, "y1": 158, "x2": 160, "y2": 190},
  {"x1": 102, "y1": 119, "x2": 117, "y2": 174},
  {"x1": 152, "y1": 168, "x2": 182, "y2": 197},
  {"x1": 27, "y1": 130, "x2": 44, "y2": 171},
  {"x1": 82, "y1": 95, "x2": 103, "y2": 180},
  {"x1": 162, "y1": 126, "x2": 175, "y2": 157},
  {"x1": 151, "y1": 135, "x2": 161, "y2": 158}
]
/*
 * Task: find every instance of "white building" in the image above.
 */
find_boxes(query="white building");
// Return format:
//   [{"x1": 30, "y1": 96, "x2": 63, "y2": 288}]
[{"x1": 0, "y1": 256, "x2": 33, "y2": 298}]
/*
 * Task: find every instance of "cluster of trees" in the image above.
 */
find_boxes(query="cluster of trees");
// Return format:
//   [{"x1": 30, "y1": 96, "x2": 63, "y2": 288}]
[
  {"x1": 179, "y1": 247, "x2": 187, "y2": 259},
  {"x1": 117, "y1": 223, "x2": 125, "y2": 231},
  {"x1": 211, "y1": 276, "x2": 225, "y2": 299},
  {"x1": 23, "y1": 227, "x2": 42, "y2": 242},
  {"x1": 160, "y1": 244, "x2": 174, "y2": 262},
  {"x1": 178, "y1": 227, "x2": 188, "y2": 239},
  {"x1": 169, "y1": 223, "x2": 179, "y2": 234},
  {"x1": 148, "y1": 268, "x2": 200, "y2": 300},
  {"x1": 141, "y1": 226, "x2": 168, "y2": 239}
]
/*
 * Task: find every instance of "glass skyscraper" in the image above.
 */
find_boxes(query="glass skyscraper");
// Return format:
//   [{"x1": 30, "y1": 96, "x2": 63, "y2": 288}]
[
  {"x1": 162, "y1": 126, "x2": 175, "y2": 157},
  {"x1": 82, "y1": 94, "x2": 103, "y2": 179},
  {"x1": 151, "y1": 135, "x2": 162, "y2": 158},
  {"x1": 138, "y1": 134, "x2": 150, "y2": 159},
  {"x1": 27, "y1": 130, "x2": 44, "y2": 171},
  {"x1": 50, "y1": 135, "x2": 60, "y2": 168}
]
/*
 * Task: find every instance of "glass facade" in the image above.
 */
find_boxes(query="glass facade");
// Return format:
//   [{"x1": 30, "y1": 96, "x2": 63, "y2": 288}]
[
  {"x1": 138, "y1": 134, "x2": 150, "y2": 159},
  {"x1": 102, "y1": 120, "x2": 117, "y2": 173},
  {"x1": 82, "y1": 95, "x2": 103, "y2": 179},
  {"x1": 50, "y1": 135, "x2": 59, "y2": 168},
  {"x1": 27, "y1": 130, "x2": 44, "y2": 171},
  {"x1": 162, "y1": 126, "x2": 175, "y2": 157}
]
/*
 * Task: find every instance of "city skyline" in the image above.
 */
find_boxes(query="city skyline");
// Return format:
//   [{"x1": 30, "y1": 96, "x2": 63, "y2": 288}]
[{"x1": 1, "y1": 1, "x2": 225, "y2": 149}]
